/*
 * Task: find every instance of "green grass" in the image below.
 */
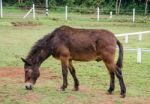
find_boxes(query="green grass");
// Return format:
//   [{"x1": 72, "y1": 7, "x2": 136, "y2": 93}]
[{"x1": 0, "y1": 8, "x2": 150, "y2": 104}]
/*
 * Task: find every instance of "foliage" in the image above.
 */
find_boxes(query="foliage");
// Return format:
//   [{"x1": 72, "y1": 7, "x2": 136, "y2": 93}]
[{"x1": 3, "y1": 0, "x2": 150, "y2": 10}]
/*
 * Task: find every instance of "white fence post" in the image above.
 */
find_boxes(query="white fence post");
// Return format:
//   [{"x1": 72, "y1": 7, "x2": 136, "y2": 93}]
[
  {"x1": 33, "y1": 3, "x2": 35, "y2": 19},
  {"x1": 23, "y1": 8, "x2": 33, "y2": 19},
  {"x1": 65, "y1": 5, "x2": 68, "y2": 20},
  {"x1": 97, "y1": 7, "x2": 100, "y2": 21},
  {"x1": 138, "y1": 33, "x2": 142, "y2": 41},
  {"x1": 45, "y1": 0, "x2": 49, "y2": 16},
  {"x1": 23, "y1": 3, "x2": 35, "y2": 19},
  {"x1": 133, "y1": 8, "x2": 135, "y2": 22},
  {"x1": 110, "y1": 11, "x2": 112, "y2": 19},
  {"x1": 137, "y1": 48, "x2": 142, "y2": 63},
  {"x1": 125, "y1": 34, "x2": 128, "y2": 43},
  {"x1": 0, "y1": 0, "x2": 3, "y2": 18}
]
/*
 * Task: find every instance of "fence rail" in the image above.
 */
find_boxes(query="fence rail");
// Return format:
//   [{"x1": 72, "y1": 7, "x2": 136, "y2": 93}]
[
  {"x1": 1, "y1": 4, "x2": 150, "y2": 22},
  {"x1": 115, "y1": 31, "x2": 150, "y2": 64},
  {"x1": 116, "y1": 47, "x2": 150, "y2": 64},
  {"x1": 115, "y1": 31, "x2": 150, "y2": 43}
]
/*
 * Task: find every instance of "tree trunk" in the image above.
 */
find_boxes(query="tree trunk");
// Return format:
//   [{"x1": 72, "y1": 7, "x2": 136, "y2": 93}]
[
  {"x1": 118, "y1": 0, "x2": 122, "y2": 14},
  {"x1": 18, "y1": 0, "x2": 23, "y2": 4},
  {"x1": 145, "y1": 0, "x2": 148, "y2": 15},
  {"x1": 115, "y1": 0, "x2": 119, "y2": 14}
]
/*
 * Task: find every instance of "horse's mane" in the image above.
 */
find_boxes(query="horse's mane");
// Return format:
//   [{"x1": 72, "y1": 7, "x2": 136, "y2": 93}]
[
  {"x1": 26, "y1": 30, "x2": 55, "y2": 61},
  {"x1": 25, "y1": 25, "x2": 69, "y2": 62}
]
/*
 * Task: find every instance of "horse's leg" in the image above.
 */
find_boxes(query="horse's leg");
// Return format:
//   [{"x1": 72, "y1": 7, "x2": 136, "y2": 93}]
[
  {"x1": 60, "y1": 56, "x2": 69, "y2": 91},
  {"x1": 68, "y1": 60, "x2": 79, "y2": 91},
  {"x1": 104, "y1": 62, "x2": 116, "y2": 94},
  {"x1": 115, "y1": 66, "x2": 126, "y2": 98},
  {"x1": 100, "y1": 46, "x2": 116, "y2": 95},
  {"x1": 108, "y1": 71, "x2": 115, "y2": 94}
]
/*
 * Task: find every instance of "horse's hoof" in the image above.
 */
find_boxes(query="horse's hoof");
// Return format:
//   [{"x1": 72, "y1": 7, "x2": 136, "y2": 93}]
[
  {"x1": 57, "y1": 87, "x2": 65, "y2": 91},
  {"x1": 107, "y1": 92, "x2": 112, "y2": 95},
  {"x1": 60, "y1": 88, "x2": 65, "y2": 91},
  {"x1": 72, "y1": 87, "x2": 79, "y2": 91},
  {"x1": 120, "y1": 94, "x2": 126, "y2": 98},
  {"x1": 107, "y1": 89, "x2": 113, "y2": 95}
]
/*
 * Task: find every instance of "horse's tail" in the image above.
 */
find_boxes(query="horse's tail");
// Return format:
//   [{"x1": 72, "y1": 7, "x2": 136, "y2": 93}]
[{"x1": 116, "y1": 39, "x2": 123, "y2": 68}]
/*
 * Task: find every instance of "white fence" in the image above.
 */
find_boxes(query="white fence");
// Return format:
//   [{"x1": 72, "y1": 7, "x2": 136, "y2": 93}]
[
  {"x1": 122, "y1": 48, "x2": 150, "y2": 64},
  {"x1": 0, "y1": 0, "x2": 3, "y2": 18},
  {"x1": 65, "y1": 6, "x2": 137, "y2": 22},
  {"x1": 23, "y1": 4, "x2": 35, "y2": 19},
  {"x1": 115, "y1": 31, "x2": 150, "y2": 64},
  {"x1": 115, "y1": 31, "x2": 150, "y2": 43},
  {"x1": 1, "y1": 3, "x2": 149, "y2": 22}
]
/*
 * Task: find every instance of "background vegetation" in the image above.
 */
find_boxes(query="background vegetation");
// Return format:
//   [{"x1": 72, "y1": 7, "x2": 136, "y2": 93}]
[{"x1": 3, "y1": 0, "x2": 150, "y2": 14}]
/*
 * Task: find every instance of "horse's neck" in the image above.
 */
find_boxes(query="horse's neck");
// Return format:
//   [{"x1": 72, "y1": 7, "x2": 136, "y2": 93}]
[{"x1": 30, "y1": 49, "x2": 51, "y2": 66}]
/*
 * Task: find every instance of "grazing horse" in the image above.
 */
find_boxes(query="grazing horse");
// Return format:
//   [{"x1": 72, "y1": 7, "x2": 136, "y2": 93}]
[{"x1": 21, "y1": 25, "x2": 126, "y2": 98}]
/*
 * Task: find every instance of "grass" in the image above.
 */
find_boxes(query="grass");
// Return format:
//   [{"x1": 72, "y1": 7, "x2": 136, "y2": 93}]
[{"x1": 0, "y1": 8, "x2": 150, "y2": 104}]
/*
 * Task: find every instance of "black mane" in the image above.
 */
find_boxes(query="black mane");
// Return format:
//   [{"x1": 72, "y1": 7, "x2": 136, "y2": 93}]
[{"x1": 26, "y1": 29, "x2": 56, "y2": 64}]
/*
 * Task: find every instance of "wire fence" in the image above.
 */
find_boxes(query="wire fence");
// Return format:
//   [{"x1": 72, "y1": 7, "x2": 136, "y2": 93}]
[{"x1": 1, "y1": 4, "x2": 150, "y2": 22}]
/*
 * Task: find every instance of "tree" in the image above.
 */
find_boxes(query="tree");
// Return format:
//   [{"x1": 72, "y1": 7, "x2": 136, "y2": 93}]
[
  {"x1": 145, "y1": 0, "x2": 149, "y2": 15},
  {"x1": 118, "y1": 0, "x2": 121, "y2": 14},
  {"x1": 115, "y1": 0, "x2": 118, "y2": 14},
  {"x1": 18, "y1": 0, "x2": 23, "y2": 4}
]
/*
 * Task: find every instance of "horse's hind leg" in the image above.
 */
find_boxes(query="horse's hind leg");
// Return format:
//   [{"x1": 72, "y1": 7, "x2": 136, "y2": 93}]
[
  {"x1": 104, "y1": 60, "x2": 126, "y2": 97},
  {"x1": 108, "y1": 71, "x2": 115, "y2": 94},
  {"x1": 104, "y1": 62, "x2": 116, "y2": 94},
  {"x1": 115, "y1": 66, "x2": 126, "y2": 98},
  {"x1": 68, "y1": 60, "x2": 79, "y2": 91}
]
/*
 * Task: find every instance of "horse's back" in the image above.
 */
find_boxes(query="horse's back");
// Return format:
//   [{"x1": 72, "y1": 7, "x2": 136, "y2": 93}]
[{"x1": 51, "y1": 26, "x2": 117, "y2": 61}]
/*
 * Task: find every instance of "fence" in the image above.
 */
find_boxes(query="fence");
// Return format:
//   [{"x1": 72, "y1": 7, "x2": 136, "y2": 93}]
[
  {"x1": 115, "y1": 31, "x2": 150, "y2": 43},
  {"x1": 1, "y1": 4, "x2": 150, "y2": 22},
  {"x1": 23, "y1": 4, "x2": 35, "y2": 19},
  {"x1": 115, "y1": 31, "x2": 150, "y2": 63},
  {"x1": 118, "y1": 47, "x2": 150, "y2": 64},
  {"x1": 0, "y1": 0, "x2": 3, "y2": 18}
]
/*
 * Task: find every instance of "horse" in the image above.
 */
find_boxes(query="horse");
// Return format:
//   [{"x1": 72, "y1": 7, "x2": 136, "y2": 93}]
[{"x1": 21, "y1": 25, "x2": 126, "y2": 98}]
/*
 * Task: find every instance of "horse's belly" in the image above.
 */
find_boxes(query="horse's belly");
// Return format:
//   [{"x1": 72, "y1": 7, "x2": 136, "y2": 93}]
[{"x1": 71, "y1": 53, "x2": 99, "y2": 61}]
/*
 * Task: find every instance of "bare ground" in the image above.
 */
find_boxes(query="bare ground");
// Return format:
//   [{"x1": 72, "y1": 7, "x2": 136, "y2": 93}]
[{"x1": 0, "y1": 67, "x2": 150, "y2": 104}]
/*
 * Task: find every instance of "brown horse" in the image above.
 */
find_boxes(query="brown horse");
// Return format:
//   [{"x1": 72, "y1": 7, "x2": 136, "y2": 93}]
[{"x1": 21, "y1": 25, "x2": 126, "y2": 98}]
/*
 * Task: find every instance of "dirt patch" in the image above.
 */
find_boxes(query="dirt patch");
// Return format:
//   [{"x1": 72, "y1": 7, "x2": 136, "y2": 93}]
[
  {"x1": 23, "y1": 92, "x2": 41, "y2": 102},
  {"x1": 0, "y1": 67, "x2": 23, "y2": 78},
  {"x1": 0, "y1": 67, "x2": 59, "y2": 79},
  {"x1": 0, "y1": 67, "x2": 60, "y2": 86},
  {"x1": 11, "y1": 21, "x2": 42, "y2": 27},
  {"x1": 0, "y1": 67, "x2": 150, "y2": 104}
]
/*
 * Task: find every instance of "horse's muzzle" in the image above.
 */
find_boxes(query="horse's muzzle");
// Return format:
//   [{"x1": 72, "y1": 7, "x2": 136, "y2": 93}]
[{"x1": 25, "y1": 82, "x2": 33, "y2": 90}]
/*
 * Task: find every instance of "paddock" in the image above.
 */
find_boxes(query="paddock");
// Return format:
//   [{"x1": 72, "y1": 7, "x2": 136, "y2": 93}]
[{"x1": 0, "y1": 4, "x2": 150, "y2": 104}]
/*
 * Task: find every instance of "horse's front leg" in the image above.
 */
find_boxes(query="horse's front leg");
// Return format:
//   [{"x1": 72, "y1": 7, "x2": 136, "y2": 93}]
[{"x1": 60, "y1": 57, "x2": 69, "y2": 91}]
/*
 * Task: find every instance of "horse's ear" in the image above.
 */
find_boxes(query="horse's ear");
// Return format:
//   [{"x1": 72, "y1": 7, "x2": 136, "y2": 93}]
[
  {"x1": 21, "y1": 58, "x2": 26, "y2": 63},
  {"x1": 21, "y1": 58, "x2": 30, "y2": 65}
]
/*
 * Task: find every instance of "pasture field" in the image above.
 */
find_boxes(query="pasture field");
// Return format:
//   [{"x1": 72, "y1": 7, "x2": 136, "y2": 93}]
[{"x1": 0, "y1": 9, "x2": 150, "y2": 104}]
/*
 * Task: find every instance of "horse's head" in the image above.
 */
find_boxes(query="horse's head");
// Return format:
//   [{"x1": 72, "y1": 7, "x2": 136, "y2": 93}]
[{"x1": 21, "y1": 58, "x2": 40, "y2": 90}]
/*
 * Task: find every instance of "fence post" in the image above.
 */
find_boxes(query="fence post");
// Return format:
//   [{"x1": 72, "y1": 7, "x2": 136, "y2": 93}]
[
  {"x1": 33, "y1": 3, "x2": 35, "y2": 19},
  {"x1": 45, "y1": 0, "x2": 49, "y2": 16},
  {"x1": 133, "y1": 8, "x2": 135, "y2": 22},
  {"x1": 97, "y1": 7, "x2": 99, "y2": 21},
  {"x1": 0, "y1": 0, "x2": 3, "y2": 18},
  {"x1": 125, "y1": 34, "x2": 128, "y2": 43},
  {"x1": 138, "y1": 33, "x2": 142, "y2": 41},
  {"x1": 137, "y1": 48, "x2": 142, "y2": 63},
  {"x1": 110, "y1": 11, "x2": 112, "y2": 19},
  {"x1": 23, "y1": 8, "x2": 33, "y2": 19},
  {"x1": 65, "y1": 5, "x2": 68, "y2": 20}
]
